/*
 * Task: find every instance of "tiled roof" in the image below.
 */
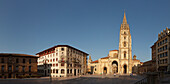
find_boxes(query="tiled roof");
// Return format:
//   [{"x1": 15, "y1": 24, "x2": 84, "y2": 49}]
[
  {"x1": 0, "y1": 53, "x2": 38, "y2": 58},
  {"x1": 91, "y1": 60, "x2": 98, "y2": 63},
  {"x1": 36, "y1": 45, "x2": 88, "y2": 55}
]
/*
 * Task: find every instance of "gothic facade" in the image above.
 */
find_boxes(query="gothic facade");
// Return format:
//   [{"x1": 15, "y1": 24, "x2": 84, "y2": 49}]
[{"x1": 88, "y1": 12, "x2": 141, "y2": 74}]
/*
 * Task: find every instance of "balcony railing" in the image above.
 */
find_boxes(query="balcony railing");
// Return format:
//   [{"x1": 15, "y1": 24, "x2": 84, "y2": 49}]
[{"x1": 58, "y1": 60, "x2": 68, "y2": 63}]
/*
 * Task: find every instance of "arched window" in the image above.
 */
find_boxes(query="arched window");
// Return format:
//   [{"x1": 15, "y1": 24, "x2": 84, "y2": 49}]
[
  {"x1": 61, "y1": 69, "x2": 65, "y2": 74},
  {"x1": 70, "y1": 69, "x2": 72, "y2": 74},
  {"x1": 123, "y1": 42, "x2": 126, "y2": 47},
  {"x1": 124, "y1": 51, "x2": 126, "y2": 59},
  {"x1": 124, "y1": 36, "x2": 126, "y2": 40},
  {"x1": 124, "y1": 32, "x2": 126, "y2": 35}
]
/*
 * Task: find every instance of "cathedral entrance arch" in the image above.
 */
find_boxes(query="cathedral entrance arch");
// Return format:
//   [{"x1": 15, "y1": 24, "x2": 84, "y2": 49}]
[
  {"x1": 112, "y1": 61, "x2": 118, "y2": 73},
  {"x1": 123, "y1": 64, "x2": 127, "y2": 74},
  {"x1": 103, "y1": 67, "x2": 107, "y2": 74}
]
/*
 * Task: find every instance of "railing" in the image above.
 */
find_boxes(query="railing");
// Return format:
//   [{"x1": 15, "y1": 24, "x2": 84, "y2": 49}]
[
  {"x1": 134, "y1": 77, "x2": 147, "y2": 84},
  {"x1": 58, "y1": 60, "x2": 68, "y2": 63}
]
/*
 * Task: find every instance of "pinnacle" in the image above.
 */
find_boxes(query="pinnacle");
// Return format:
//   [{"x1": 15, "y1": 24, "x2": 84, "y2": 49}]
[{"x1": 122, "y1": 11, "x2": 127, "y2": 24}]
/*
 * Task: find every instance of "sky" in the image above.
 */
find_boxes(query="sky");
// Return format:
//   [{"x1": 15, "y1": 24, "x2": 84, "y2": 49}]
[{"x1": 0, "y1": 0, "x2": 170, "y2": 62}]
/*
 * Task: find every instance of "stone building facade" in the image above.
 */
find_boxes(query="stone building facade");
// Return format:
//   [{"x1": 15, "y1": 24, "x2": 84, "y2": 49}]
[
  {"x1": 37, "y1": 45, "x2": 88, "y2": 77},
  {"x1": 138, "y1": 60, "x2": 155, "y2": 74},
  {"x1": 0, "y1": 53, "x2": 38, "y2": 78},
  {"x1": 155, "y1": 28, "x2": 170, "y2": 72},
  {"x1": 88, "y1": 12, "x2": 141, "y2": 75},
  {"x1": 138, "y1": 43, "x2": 157, "y2": 74}
]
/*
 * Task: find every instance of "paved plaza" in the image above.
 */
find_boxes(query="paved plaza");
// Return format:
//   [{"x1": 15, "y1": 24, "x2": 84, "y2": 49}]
[{"x1": 0, "y1": 75, "x2": 144, "y2": 84}]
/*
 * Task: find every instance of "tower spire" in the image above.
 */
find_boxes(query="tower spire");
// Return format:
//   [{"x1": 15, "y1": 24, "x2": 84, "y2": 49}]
[{"x1": 122, "y1": 11, "x2": 127, "y2": 24}]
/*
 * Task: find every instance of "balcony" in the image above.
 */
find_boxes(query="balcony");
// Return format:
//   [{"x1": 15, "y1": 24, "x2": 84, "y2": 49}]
[
  {"x1": 72, "y1": 58, "x2": 80, "y2": 63},
  {"x1": 58, "y1": 60, "x2": 68, "y2": 63}
]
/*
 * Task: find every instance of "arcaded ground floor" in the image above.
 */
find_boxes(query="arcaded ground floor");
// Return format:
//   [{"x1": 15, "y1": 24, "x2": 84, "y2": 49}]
[{"x1": 0, "y1": 75, "x2": 144, "y2": 84}]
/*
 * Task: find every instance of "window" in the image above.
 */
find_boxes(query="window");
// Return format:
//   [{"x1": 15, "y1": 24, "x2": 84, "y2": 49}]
[
  {"x1": 165, "y1": 59, "x2": 167, "y2": 63},
  {"x1": 23, "y1": 59, "x2": 25, "y2": 63},
  {"x1": 56, "y1": 69, "x2": 58, "y2": 73},
  {"x1": 1, "y1": 58, "x2": 4, "y2": 63},
  {"x1": 61, "y1": 48, "x2": 64, "y2": 51},
  {"x1": 163, "y1": 53, "x2": 164, "y2": 57},
  {"x1": 165, "y1": 38, "x2": 167, "y2": 43},
  {"x1": 56, "y1": 64, "x2": 58, "y2": 66},
  {"x1": 48, "y1": 69, "x2": 50, "y2": 73},
  {"x1": 29, "y1": 59, "x2": 31, "y2": 64},
  {"x1": 1, "y1": 65, "x2": 4, "y2": 72},
  {"x1": 124, "y1": 36, "x2": 126, "y2": 40},
  {"x1": 124, "y1": 32, "x2": 126, "y2": 35},
  {"x1": 16, "y1": 58, "x2": 19, "y2": 63},
  {"x1": 165, "y1": 52, "x2": 168, "y2": 56},
  {"x1": 165, "y1": 45, "x2": 167, "y2": 50},
  {"x1": 61, "y1": 63, "x2": 64, "y2": 66},
  {"x1": 22, "y1": 66, "x2": 25, "y2": 72},
  {"x1": 61, "y1": 69, "x2": 65, "y2": 74},
  {"x1": 53, "y1": 69, "x2": 55, "y2": 73},
  {"x1": 8, "y1": 65, "x2": 12, "y2": 72},
  {"x1": 29, "y1": 66, "x2": 31, "y2": 72},
  {"x1": 123, "y1": 42, "x2": 126, "y2": 47},
  {"x1": 16, "y1": 66, "x2": 18, "y2": 72},
  {"x1": 124, "y1": 51, "x2": 126, "y2": 59},
  {"x1": 160, "y1": 54, "x2": 162, "y2": 58}
]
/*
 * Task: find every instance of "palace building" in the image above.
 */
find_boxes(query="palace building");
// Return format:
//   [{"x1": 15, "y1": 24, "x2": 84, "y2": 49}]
[
  {"x1": 88, "y1": 12, "x2": 141, "y2": 74},
  {"x1": 0, "y1": 53, "x2": 38, "y2": 78},
  {"x1": 37, "y1": 45, "x2": 88, "y2": 77}
]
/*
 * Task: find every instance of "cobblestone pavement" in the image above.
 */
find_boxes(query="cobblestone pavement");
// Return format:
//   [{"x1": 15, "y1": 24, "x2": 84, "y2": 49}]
[{"x1": 0, "y1": 75, "x2": 144, "y2": 84}]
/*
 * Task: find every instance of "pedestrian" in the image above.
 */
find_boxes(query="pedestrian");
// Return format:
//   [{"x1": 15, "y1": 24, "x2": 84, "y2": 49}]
[{"x1": 114, "y1": 73, "x2": 116, "y2": 77}]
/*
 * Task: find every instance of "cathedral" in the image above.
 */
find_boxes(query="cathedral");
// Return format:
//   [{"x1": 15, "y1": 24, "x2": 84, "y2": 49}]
[{"x1": 88, "y1": 12, "x2": 141, "y2": 74}]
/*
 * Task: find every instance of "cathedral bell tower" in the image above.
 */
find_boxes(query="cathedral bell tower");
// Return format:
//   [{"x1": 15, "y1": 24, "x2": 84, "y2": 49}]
[{"x1": 118, "y1": 11, "x2": 132, "y2": 74}]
